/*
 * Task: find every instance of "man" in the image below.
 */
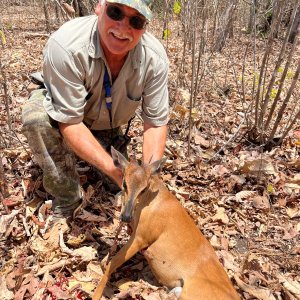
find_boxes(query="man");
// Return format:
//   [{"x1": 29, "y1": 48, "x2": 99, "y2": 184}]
[{"x1": 22, "y1": 0, "x2": 169, "y2": 220}]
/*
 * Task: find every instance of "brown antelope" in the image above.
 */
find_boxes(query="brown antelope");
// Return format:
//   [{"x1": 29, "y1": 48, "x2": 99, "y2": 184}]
[{"x1": 93, "y1": 147, "x2": 240, "y2": 300}]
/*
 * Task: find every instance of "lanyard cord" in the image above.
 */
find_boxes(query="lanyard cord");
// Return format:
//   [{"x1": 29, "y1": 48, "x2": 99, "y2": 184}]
[
  {"x1": 103, "y1": 66, "x2": 134, "y2": 139},
  {"x1": 103, "y1": 66, "x2": 113, "y2": 138}
]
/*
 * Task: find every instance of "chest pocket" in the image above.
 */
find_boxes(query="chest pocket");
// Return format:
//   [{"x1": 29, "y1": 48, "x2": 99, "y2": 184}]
[{"x1": 112, "y1": 96, "x2": 142, "y2": 128}]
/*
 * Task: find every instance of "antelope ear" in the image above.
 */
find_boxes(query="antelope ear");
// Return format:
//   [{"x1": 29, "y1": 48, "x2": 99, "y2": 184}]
[
  {"x1": 111, "y1": 146, "x2": 128, "y2": 169},
  {"x1": 149, "y1": 157, "x2": 167, "y2": 175}
]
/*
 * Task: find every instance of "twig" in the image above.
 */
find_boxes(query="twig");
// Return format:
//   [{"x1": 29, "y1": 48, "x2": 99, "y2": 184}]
[
  {"x1": 23, "y1": 32, "x2": 50, "y2": 38},
  {"x1": 53, "y1": 0, "x2": 72, "y2": 21},
  {"x1": 187, "y1": 4, "x2": 197, "y2": 156},
  {"x1": 0, "y1": 59, "x2": 12, "y2": 132},
  {"x1": 107, "y1": 221, "x2": 124, "y2": 262},
  {"x1": 22, "y1": 216, "x2": 31, "y2": 237},
  {"x1": 208, "y1": 117, "x2": 246, "y2": 162},
  {"x1": 36, "y1": 258, "x2": 74, "y2": 276},
  {"x1": 0, "y1": 152, "x2": 9, "y2": 198}
]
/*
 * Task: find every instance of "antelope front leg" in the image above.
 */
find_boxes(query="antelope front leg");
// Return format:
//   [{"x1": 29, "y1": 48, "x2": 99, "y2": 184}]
[{"x1": 92, "y1": 237, "x2": 145, "y2": 300}]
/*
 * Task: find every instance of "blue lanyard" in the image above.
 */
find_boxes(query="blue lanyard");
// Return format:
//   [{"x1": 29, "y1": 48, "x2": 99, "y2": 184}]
[
  {"x1": 103, "y1": 66, "x2": 134, "y2": 138},
  {"x1": 103, "y1": 66, "x2": 113, "y2": 129}
]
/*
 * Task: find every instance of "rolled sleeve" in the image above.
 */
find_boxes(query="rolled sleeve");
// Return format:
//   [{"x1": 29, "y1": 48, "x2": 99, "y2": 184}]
[
  {"x1": 43, "y1": 39, "x2": 88, "y2": 124},
  {"x1": 141, "y1": 59, "x2": 169, "y2": 126}
]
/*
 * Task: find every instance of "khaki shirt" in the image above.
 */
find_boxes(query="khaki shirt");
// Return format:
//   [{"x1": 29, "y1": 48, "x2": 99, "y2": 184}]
[{"x1": 43, "y1": 15, "x2": 169, "y2": 130}]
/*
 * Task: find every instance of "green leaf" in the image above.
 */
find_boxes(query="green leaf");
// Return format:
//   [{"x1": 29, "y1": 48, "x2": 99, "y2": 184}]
[
  {"x1": 173, "y1": 1, "x2": 181, "y2": 14},
  {"x1": 270, "y1": 88, "x2": 277, "y2": 100},
  {"x1": 0, "y1": 30, "x2": 6, "y2": 45},
  {"x1": 253, "y1": 72, "x2": 260, "y2": 87},
  {"x1": 277, "y1": 67, "x2": 283, "y2": 73},
  {"x1": 267, "y1": 184, "x2": 274, "y2": 193},
  {"x1": 163, "y1": 29, "x2": 171, "y2": 40},
  {"x1": 287, "y1": 70, "x2": 294, "y2": 79}
]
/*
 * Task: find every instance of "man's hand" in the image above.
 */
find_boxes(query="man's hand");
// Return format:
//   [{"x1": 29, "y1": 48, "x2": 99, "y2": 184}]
[
  {"x1": 143, "y1": 123, "x2": 167, "y2": 164},
  {"x1": 59, "y1": 122, "x2": 123, "y2": 187}
]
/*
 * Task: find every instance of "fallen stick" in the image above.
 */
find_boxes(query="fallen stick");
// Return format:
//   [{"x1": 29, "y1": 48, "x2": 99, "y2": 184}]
[{"x1": 36, "y1": 258, "x2": 74, "y2": 276}]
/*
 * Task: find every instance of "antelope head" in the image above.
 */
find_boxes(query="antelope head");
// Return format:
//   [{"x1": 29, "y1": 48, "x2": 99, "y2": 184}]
[{"x1": 111, "y1": 147, "x2": 166, "y2": 223}]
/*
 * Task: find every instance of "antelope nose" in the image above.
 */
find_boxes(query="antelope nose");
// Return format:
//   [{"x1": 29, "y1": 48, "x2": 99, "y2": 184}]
[{"x1": 121, "y1": 214, "x2": 132, "y2": 223}]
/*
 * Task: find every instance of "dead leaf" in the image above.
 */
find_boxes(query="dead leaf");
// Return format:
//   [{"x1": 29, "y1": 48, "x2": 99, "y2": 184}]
[
  {"x1": 85, "y1": 185, "x2": 95, "y2": 202},
  {"x1": 75, "y1": 209, "x2": 107, "y2": 222},
  {"x1": 68, "y1": 278, "x2": 96, "y2": 294},
  {"x1": 282, "y1": 224, "x2": 299, "y2": 240},
  {"x1": 211, "y1": 165, "x2": 230, "y2": 177},
  {"x1": 25, "y1": 198, "x2": 43, "y2": 218},
  {"x1": 210, "y1": 235, "x2": 221, "y2": 249},
  {"x1": 0, "y1": 275, "x2": 14, "y2": 300},
  {"x1": 194, "y1": 134, "x2": 210, "y2": 148},
  {"x1": 59, "y1": 230, "x2": 97, "y2": 261},
  {"x1": 21, "y1": 177, "x2": 41, "y2": 197},
  {"x1": 172, "y1": 104, "x2": 189, "y2": 120},
  {"x1": 72, "y1": 247, "x2": 97, "y2": 262},
  {"x1": 234, "y1": 275, "x2": 276, "y2": 300},
  {"x1": 240, "y1": 159, "x2": 277, "y2": 175},
  {"x1": 286, "y1": 207, "x2": 300, "y2": 219},
  {"x1": 47, "y1": 284, "x2": 71, "y2": 299},
  {"x1": 252, "y1": 196, "x2": 270, "y2": 210},
  {"x1": 236, "y1": 190, "x2": 257, "y2": 201},
  {"x1": 143, "y1": 293, "x2": 162, "y2": 300},
  {"x1": 277, "y1": 274, "x2": 300, "y2": 298},
  {"x1": 3, "y1": 147, "x2": 31, "y2": 160},
  {"x1": 116, "y1": 278, "x2": 135, "y2": 291},
  {"x1": 212, "y1": 207, "x2": 229, "y2": 224},
  {"x1": 0, "y1": 209, "x2": 20, "y2": 235},
  {"x1": 217, "y1": 250, "x2": 239, "y2": 272},
  {"x1": 14, "y1": 274, "x2": 40, "y2": 300},
  {"x1": 36, "y1": 259, "x2": 73, "y2": 276},
  {"x1": 67, "y1": 234, "x2": 86, "y2": 246},
  {"x1": 30, "y1": 220, "x2": 69, "y2": 259},
  {"x1": 284, "y1": 159, "x2": 300, "y2": 170},
  {"x1": 86, "y1": 261, "x2": 103, "y2": 278},
  {"x1": 2, "y1": 195, "x2": 22, "y2": 207}
]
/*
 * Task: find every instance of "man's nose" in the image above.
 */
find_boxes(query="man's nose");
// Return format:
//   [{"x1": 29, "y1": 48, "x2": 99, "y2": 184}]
[{"x1": 117, "y1": 16, "x2": 131, "y2": 29}]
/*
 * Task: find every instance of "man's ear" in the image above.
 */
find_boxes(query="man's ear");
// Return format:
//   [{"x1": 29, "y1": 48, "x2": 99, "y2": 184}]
[
  {"x1": 95, "y1": 3, "x2": 101, "y2": 15},
  {"x1": 148, "y1": 157, "x2": 167, "y2": 175},
  {"x1": 95, "y1": 0, "x2": 105, "y2": 16},
  {"x1": 111, "y1": 146, "x2": 129, "y2": 170}
]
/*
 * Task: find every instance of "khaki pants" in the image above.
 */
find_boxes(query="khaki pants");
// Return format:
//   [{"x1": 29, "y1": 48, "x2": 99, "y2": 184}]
[{"x1": 22, "y1": 89, "x2": 122, "y2": 217}]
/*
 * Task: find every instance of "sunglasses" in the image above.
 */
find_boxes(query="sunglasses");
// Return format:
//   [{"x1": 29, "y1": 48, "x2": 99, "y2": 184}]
[{"x1": 106, "y1": 4, "x2": 148, "y2": 30}]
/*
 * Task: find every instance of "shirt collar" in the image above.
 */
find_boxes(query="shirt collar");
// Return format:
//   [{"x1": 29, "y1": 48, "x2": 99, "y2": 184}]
[{"x1": 88, "y1": 16, "x2": 103, "y2": 59}]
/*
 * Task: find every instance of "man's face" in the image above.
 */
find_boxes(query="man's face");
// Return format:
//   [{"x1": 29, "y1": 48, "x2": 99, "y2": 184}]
[{"x1": 96, "y1": 1, "x2": 146, "y2": 59}]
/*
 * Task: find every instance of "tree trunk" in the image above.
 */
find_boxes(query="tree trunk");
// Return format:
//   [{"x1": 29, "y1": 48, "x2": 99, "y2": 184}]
[
  {"x1": 43, "y1": 0, "x2": 51, "y2": 32},
  {"x1": 54, "y1": 1, "x2": 61, "y2": 24},
  {"x1": 256, "y1": 0, "x2": 277, "y2": 34},
  {"x1": 77, "y1": 0, "x2": 89, "y2": 16},
  {"x1": 248, "y1": 0, "x2": 257, "y2": 33},
  {"x1": 73, "y1": 0, "x2": 79, "y2": 17},
  {"x1": 214, "y1": 0, "x2": 238, "y2": 52},
  {"x1": 288, "y1": 6, "x2": 300, "y2": 43}
]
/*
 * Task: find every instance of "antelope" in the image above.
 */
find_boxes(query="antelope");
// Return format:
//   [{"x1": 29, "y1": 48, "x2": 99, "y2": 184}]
[{"x1": 93, "y1": 147, "x2": 240, "y2": 300}]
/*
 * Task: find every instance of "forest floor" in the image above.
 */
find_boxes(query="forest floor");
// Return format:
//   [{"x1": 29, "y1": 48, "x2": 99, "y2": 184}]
[{"x1": 0, "y1": 4, "x2": 300, "y2": 300}]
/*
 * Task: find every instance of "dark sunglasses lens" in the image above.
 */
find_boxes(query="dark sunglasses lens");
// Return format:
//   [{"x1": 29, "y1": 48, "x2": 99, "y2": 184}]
[
  {"x1": 106, "y1": 5, "x2": 124, "y2": 21},
  {"x1": 130, "y1": 16, "x2": 146, "y2": 30},
  {"x1": 106, "y1": 4, "x2": 147, "y2": 30}
]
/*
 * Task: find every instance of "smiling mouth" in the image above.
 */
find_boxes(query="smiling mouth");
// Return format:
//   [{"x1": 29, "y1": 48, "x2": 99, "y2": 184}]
[
  {"x1": 112, "y1": 33, "x2": 128, "y2": 40},
  {"x1": 109, "y1": 30, "x2": 133, "y2": 42}
]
